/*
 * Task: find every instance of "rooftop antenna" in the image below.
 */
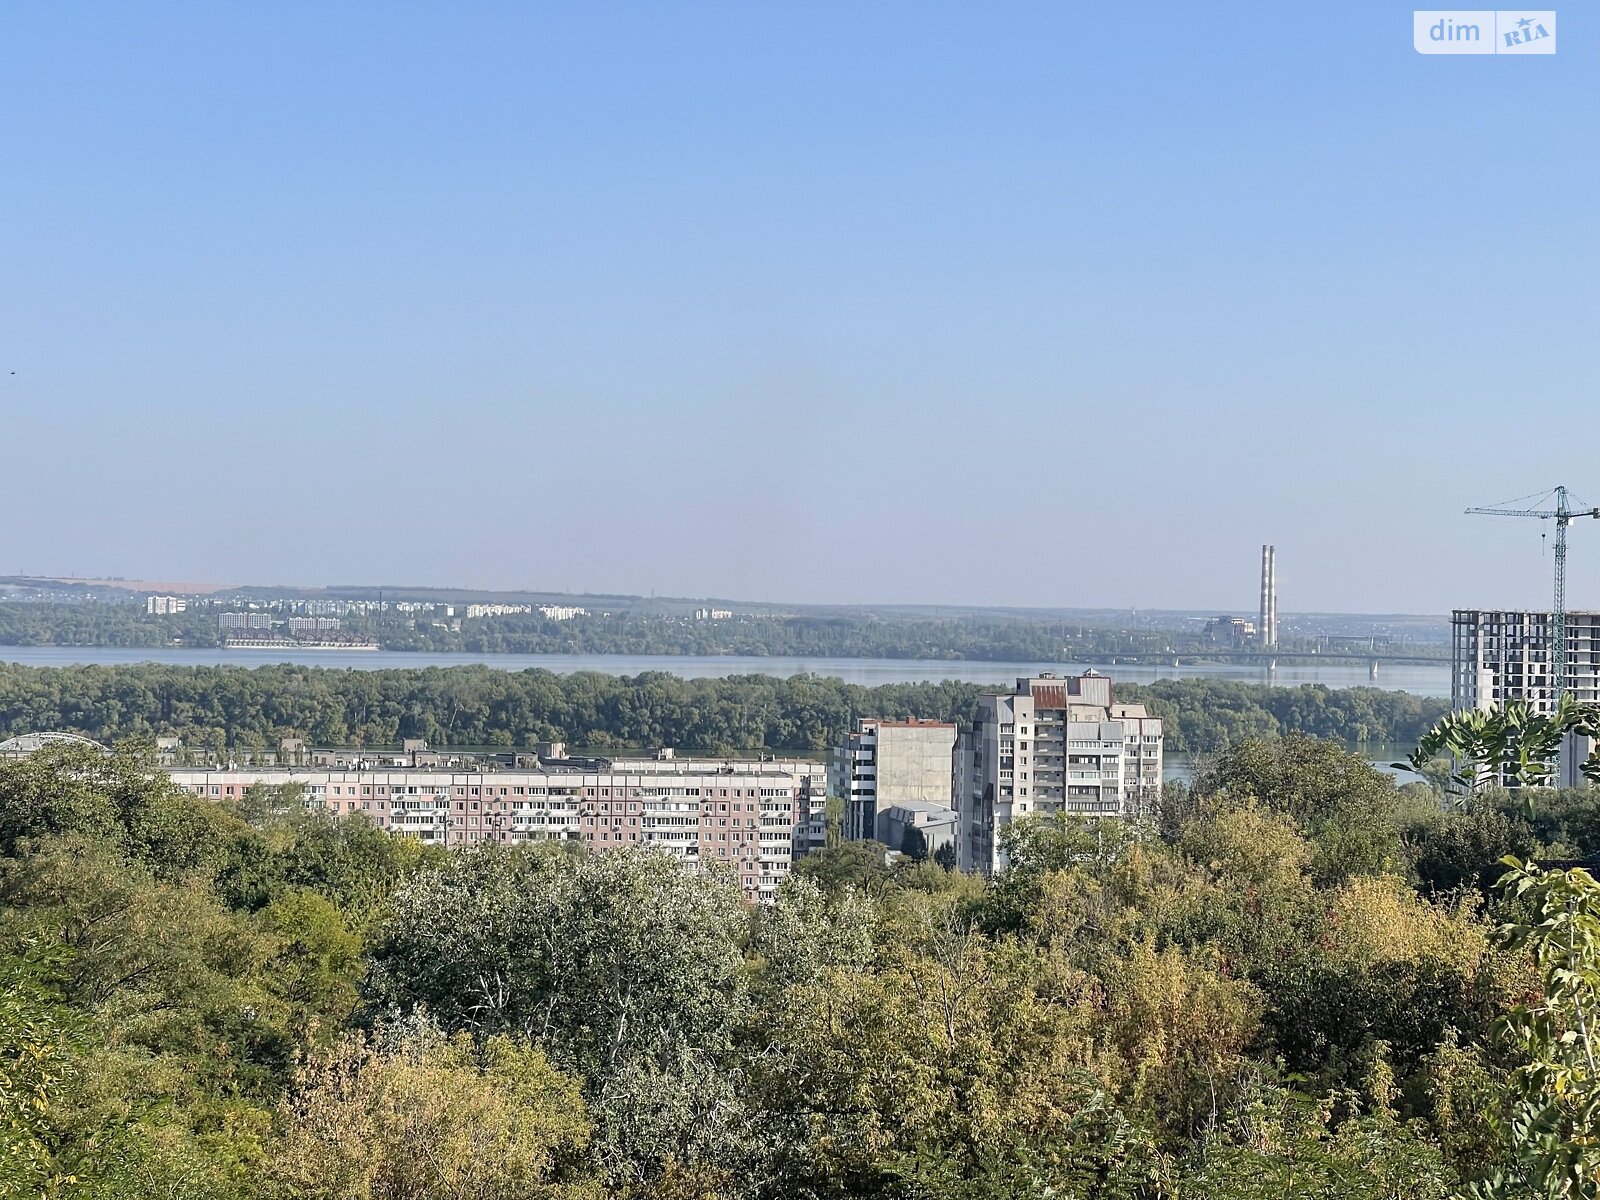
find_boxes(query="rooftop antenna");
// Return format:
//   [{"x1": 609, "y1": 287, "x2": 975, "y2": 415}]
[{"x1": 1467, "y1": 485, "x2": 1600, "y2": 700}]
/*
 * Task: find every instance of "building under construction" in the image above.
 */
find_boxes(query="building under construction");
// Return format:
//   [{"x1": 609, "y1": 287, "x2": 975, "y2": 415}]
[
  {"x1": 1451, "y1": 608, "x2": 1600, "y2": 786},
  {"x1": 1451, "y1": 609, "x2": 1600, "y2": 710},
  {"x1": 1450, "y1": 487, "x2": 1600, "y2": 785}
]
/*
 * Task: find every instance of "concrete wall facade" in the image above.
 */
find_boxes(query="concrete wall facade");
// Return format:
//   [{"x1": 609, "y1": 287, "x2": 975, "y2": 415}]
[{"x1": 833, "y1": 718, "x2": 956, "y2": 845}]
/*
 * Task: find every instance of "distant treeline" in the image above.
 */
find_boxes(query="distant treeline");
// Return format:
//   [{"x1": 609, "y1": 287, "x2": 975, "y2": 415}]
[
  {"x1": 1125, "y1": 677, "x2": 1449, "y2": 750},
  {"x1": 0, "y1": 602, "x2": 1146, "y2": 658},
  {"x1": 379, "y1": 611, "x2": 1150, "y2": 660},
  {"x1": 0, "y1": 601, "x2": 1446, "y2": 662},
  {"x1": 0, "y1": 663, "x2": 1451, "y2": 754},
  {"x1": 0, "y1": 602, "x2": 191, "y2": 647}
]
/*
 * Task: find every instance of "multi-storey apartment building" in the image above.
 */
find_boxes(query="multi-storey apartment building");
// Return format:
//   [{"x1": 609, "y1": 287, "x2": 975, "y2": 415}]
[
  {"x1": 218, "y1": 612, "x2": 274, "y2": 631},
  {"x1": 1450, "y1": 608, "x2": 1600, "y2": 786},
  {"x1": 831, "y1": 718, "x2": 958, "y2": 843},
  {"x1": 464, "y1": 604, "x2": 534, "y2": 619},
  {"x1": 955, "y1": 671, "x2": 1163, "y2": 875},
  {"x1": 166, "y1": 756, "x2": 826, "y2": 904}
]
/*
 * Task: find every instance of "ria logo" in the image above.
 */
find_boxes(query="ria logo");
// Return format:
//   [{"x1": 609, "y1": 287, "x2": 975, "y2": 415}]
[
  {"x1": 1501, "y1": 13, "x2": 1552, "y2": 46},
  {"x1": 1413, "y1": 10, "x2": 1556, "y2": 53}
]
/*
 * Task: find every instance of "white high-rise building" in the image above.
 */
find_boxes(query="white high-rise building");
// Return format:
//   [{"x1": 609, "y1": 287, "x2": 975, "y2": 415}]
[
  {"x1": 219, "y1": 612, "x2": 273, "y2": 631},
  {"x1": 288, "y1": 616, "x2": 341, "y2": 633},
  {"x1": 538, "y1": 605, "x2": 587, "y2": 621},
  {"x1": 955, "y1": 672, "x2": 1163, "y2": 876}
]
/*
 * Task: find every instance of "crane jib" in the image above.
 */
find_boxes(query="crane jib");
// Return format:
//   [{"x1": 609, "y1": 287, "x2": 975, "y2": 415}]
[{"x1": 1465, "y1": 484, "x2": 1598, "y2": 702}]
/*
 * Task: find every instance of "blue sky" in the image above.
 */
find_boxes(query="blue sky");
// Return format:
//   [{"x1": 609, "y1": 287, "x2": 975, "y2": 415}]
[{"x1": 3, "y1": 3, "x2": 1595, "y2": 613}]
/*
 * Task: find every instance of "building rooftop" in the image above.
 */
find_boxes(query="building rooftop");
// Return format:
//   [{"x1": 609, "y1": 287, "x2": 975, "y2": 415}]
[{"x1": 880, "y1": 799, "x2": 957, "y2": 816}]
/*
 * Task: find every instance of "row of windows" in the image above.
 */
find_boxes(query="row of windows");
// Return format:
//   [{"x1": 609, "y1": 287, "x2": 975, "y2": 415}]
[
  {"x1": 591, "y1": 829, "x2": 772, "y2": 858},
  {"x1": 588, "y1": 801, "x2": 762, "y2": 813},
  {"x1": 584, "y1": 816, "x2": 765, "y2": 834},
  {"x1": 194, "y1": 781, "x2": 795, "y2": 801}
]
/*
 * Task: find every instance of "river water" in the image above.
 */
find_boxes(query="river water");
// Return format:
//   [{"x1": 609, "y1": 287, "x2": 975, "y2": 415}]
[{"x1": 0, "y1": 645, "x2": 1452, "y2": 697}]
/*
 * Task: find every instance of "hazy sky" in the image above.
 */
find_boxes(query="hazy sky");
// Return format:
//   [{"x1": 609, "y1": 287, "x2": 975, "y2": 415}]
[{"x1": 4, "y1": 3, "x2": 1596, "y2": 614}]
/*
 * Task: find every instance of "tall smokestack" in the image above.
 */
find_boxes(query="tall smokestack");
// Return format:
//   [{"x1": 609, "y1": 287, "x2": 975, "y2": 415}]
[
  {"x1": 1260, "y1": 546, "x2": 1270, "y2": 646},
  {"x1": 1268, "y1": 545, "x2": 1278, "y2": 648},
  {"x1": 1259, "y1": 545, "x2": 1278, "y2": 648}
]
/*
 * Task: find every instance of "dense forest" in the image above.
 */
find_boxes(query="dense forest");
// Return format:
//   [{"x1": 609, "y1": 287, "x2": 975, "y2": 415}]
[
  {"x1": 2, "y1": 734, "x2": 1597, "y2": 1197},
  {"x1": 0, "y1": 602, "x2": 200, "y2": 647},
  {"x1": 0, "y1": 602, "x2": 1445, "y2": 662},
  {"x1": 0, "y1": 662, "x2": 1448, "y2": 754}
]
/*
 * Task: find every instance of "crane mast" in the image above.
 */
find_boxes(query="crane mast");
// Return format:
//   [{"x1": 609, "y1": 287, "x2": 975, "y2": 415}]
[
  {"x1": 1466, "y1": 485, "x2": 1600, "y2": 703},
  {"x1": 1555, "y1": 489, "x2": 1569, "y2": 693}
]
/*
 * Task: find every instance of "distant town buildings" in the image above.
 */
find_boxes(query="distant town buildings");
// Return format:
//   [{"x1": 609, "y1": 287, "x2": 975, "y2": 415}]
[
  {"x1": 538, "y1": 605, "x2": 587, "y2": 621},
  {"x1": 955, "y1": 672, "x2": 1163, "y2": 875},
  {"x1": 218, "y1": 612, "x2": 274, "y2": 631},
  {"x1": 297, "y1": 599, "x2": 385, "y2": 617},
  {"x1": 166, "y1": 751, "x2": 826, "y2": 904},
  {"x1": 135, "y1": 595, "x2": 525, "y2": 622},
  {"x1": 1203, "y1": 615, "x2": 1257, "y2": 646},
  {"x1": 460, "y1": 603, "x2": 586, "y2": 620},
  {"x1": 831, "y1": 718, "x2": 957, "y2": 844},
  {"x1": 465, "y1": 604, "x2": 531, "y2": 619},
  {"x1": 130, "y1": 592, "x2": 606, "y2": 629},
  {"x1": 393, "y1": 601, "x2": 453, "y2": 617},
  {"x1": 696, "y1": 608, "x2": 733, "y2": 620}
]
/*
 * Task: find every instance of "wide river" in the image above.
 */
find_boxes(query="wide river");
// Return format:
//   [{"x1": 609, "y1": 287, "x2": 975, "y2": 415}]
[{"x1": 0, "y1": 645, "x2": 1453, "y2": 698}]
